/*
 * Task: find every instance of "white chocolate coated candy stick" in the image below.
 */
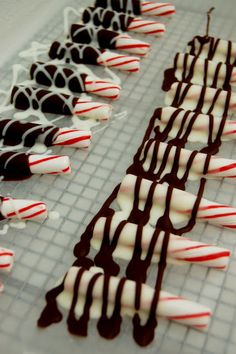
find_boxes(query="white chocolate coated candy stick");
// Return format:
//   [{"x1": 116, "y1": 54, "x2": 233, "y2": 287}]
[
  {"x1": 141, "y1": 139, "x2": 236, "y2": 180},
  {"x1": 84, "y1": 76, "x2": 121, "y2": 99},
  {"x1": 28, "y1": 155, "x2": 71, "y2": 175},
  {"x1": 154, "y1": 106, "x2": 236, "y2": 144},
  {"x1": 52, "y1": 128, "x2": 92, "y2": 148},
  {"x1": 0, "y1": 247, "x2": 14, "y2": 272},
  {"x1": 141, "y1": 1, "x2": 175, "y2": 17},
  {"x1": 92, "y1": 216, "x2": 230, "y2": 268},
  {"x1": 74, "y1": 99, "x2": 112, "y2": 120},
  {"x1": 165, "y1": 82, "x2": 236, "y2": 116},
  {"x1": 165, "y1": 53, "x2": 236, "y2": 90},
  {"x1": 97, "y1": 50, "x2": 140, "y2": 72},
  {"x1": 117, "y1": 174, "x2": 236, "y2": 230},
  {"x1": 0, "y1": 196, "x2": 47, "y2": 221},
  {"x1": 187, "y1": 35, "x2": 236, "y2": 66},
  {"x1": 57, "y1": 266, "x2": 211, "y2": 329}
]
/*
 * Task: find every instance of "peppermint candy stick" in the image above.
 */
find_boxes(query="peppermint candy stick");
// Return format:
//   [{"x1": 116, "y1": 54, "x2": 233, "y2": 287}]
[
  {"x1": 165, "y1": 82, "x2": 236, "y2": 116},
  {"x1": 163, "y1": 53, "x2": 236, "y2": 91},
  {"x1": 0, "y1": 151, "x2": 70, "y2": 181},
  {"x1": 52, "y1": 266, "x2": 211, "y2": 329},
  {"x1": 153, "y1": 106, "x2": 236, "y2": 144},
  {"x1": 0, "y1": 247, "x2": 14, "y2": 273},
  {"x1": 187, "y1": 35, "x2": 236, "y2": 66},
  {"x1": 30, "y1": 62, "x2": 121, "y2": 99},
  {"x1": 70, "y1": 24, "x2": 150, "y2": 56},
  {"x1": 0, "y1": 117, "x2": 91, "y2": 149},
  {"x1": 140, "y1": 139, "x2": 236, "y2": 180},
  {"x1": 52, "y1": 128, "x2": 91, "y2": 148},
  {"x1": 82, "y1": 7, "x2": 166, "y2": 37},
  {"x1": 117, "y1": 174, "x2": 236, "y2": 230},
  {"x1": 92, "y1": 216, "x2": 230, "y2": 268},
  {"x1": 49, "y1": 41, "x2": 140, "y2": 73},
  {"x1": 140, "y1": 1, "x2": 175, "y2": 17},
  {"x1": 94, "y1": 0, "x2": 175, "y2": 17},
  {"x1": 0, "y1": 196, "x2": 47, "y2": 221},
  {"x1": 11, "y1": 85, "x2": 112, "y2": 121}
]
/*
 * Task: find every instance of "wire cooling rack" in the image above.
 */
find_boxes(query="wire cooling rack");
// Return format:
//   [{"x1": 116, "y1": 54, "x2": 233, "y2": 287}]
[{"x1": 0, "y1": 1, "x2": 236, "y2": 353}]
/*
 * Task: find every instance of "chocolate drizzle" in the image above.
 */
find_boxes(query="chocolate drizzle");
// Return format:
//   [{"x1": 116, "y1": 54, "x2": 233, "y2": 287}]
[
  {"x1": 38, "y1": 26, "x2": 232, "y2": 346},
  {"x1": 162, "y1": 53, "x2": 234, "y2": 91},
  {"x1": 188, "y1": 35, "x2": 236, "y2": 66}
]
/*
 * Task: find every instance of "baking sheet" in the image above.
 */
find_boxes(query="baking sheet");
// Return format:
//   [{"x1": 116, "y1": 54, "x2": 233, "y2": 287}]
[{"x1": 0, "y1": 1, "x2": 236, "y2": 353}]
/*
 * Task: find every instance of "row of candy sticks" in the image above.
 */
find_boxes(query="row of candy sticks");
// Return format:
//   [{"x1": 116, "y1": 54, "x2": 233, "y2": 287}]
[
  {"x1": 0, "y1": 2, "x2": 175, "y2": 292},
  {"x1": 37, "y1": 5, "x2": 236, "y2": 347}
]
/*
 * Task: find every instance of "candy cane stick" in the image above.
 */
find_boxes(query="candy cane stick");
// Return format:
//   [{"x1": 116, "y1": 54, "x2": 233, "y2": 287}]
[
  {"x1": 97, "y1": 50, "x2": 140, "y2": 72},
  {"x1": 153, "y1": 106, "x2": 236, "y2": 144},
  {"x1": 0, "y1": 151, "x2": 71, "y2": 180},
  {"x1": 140, "y1": 139, "x2": 236, "y2": 180},
  {"x1": 56, "y1": 266, "x2": 211, "y2": 329},
  {"x1": 187, "y1": 35, "x2": 236, "y2": 66},
  {"x1": 11, "y1": 85, "x2": 113, "y2": 121},
  {"x1": 165, "y1": 82, "x2": 236, "y2": 116},
  {"x1": 0, "y1": 117, "x2": 91, "y2": 149},
  {"x1": 84, "y1": 77, "x2": 121, "y2": 99},
  {"x1": 141, "y1": 1, "x2": 175, "y2": 17},
  {"x1": 117, "y1": 174, "x2": 236, "y2": 230},
  {"x1": 70, "y1": 24, "x2": 150, "y2": 56},
  {"x1": 0, "y1": 247, "x2": 14, "y2": 273},
  {"x1": 0, "y1": 197, "x2": 47, "y2": 221},
  {"x1": 92, "y1": 216, "x2": 230, "y2": 268},
  {"x1": 82, "y1": 7, "x2": 166, "y2": 37},
  {"x1": 28, "y1": 155, "x2": 71, "y2": 175},
  {"x1": 52, "y1": 128, "x2": 91, "y2": 148},
  {"x1": 30, "y1": 62, "x2": 121, "y2": 100}
]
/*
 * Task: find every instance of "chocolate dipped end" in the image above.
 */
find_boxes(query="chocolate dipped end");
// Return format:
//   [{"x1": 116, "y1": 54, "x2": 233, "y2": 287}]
[
  {"x1": 95, "y1": 0, "x2": 141, "y2": 15},
  {"x1": 82, "y1": 7, "x2": 132, "y2": 32},
  {"x1": 0, "y1": 118, "x2": 59, "y2": 147},
  {"x1": 49, "y1": 41, "x2": 100, "y2": 65},
  {"x1": 0, "y1": 151, "x2": 32, "y2": 181},
  {"x1": 11, "y1": 86, "x2": 77, "y2": 116},
  {"x1": 30, "y1": 62, "x2": 87, "y2": 93}
]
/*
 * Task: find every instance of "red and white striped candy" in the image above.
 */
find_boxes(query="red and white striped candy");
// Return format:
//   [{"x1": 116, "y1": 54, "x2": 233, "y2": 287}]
[
  {"x1": 115, "y1": 34, "x2": 150, "y2": 56},
  {"x1": 141, "y1": 140, "x2": 236, "y2": 180},
  {"x1": 128, "y1": 18, "x2": 166, "y2": 36},
  {"x1": 58, "y1": 266, "x2": 211, "y2": 329},
  {"x1": 93, "y1": 216, "x2": 230, "y2": 269},
  {"x1": 52, "y1": 128, "x2": 92, "y2": 148},
  {"x1": 154, "y1": 106, "x2": 236, "y2": 144},
  {"x1": 117, "y1": 174, "x2": 236, "y2": 230},
  {"x1": 84, "y1": 76, "x2": 121, "y2": 99},
  {"x1": 28, "y1": 155, "x2": 71, "y2": 175},
  {"x1": 74, "y1": 99, "x2": 112, "y2": 120},
  {"x1": 97, "y1": 50, "x2": 140, "y2": 72},
  {"x1": 1, "y1": 196, "x2": 47, "y2": 221},
  {"x1": 0, "y1": 247, "x2": 14, "y2": 273},
  {"x1": 141, "y1": 1, "x2": 176, "y2": 17}
]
